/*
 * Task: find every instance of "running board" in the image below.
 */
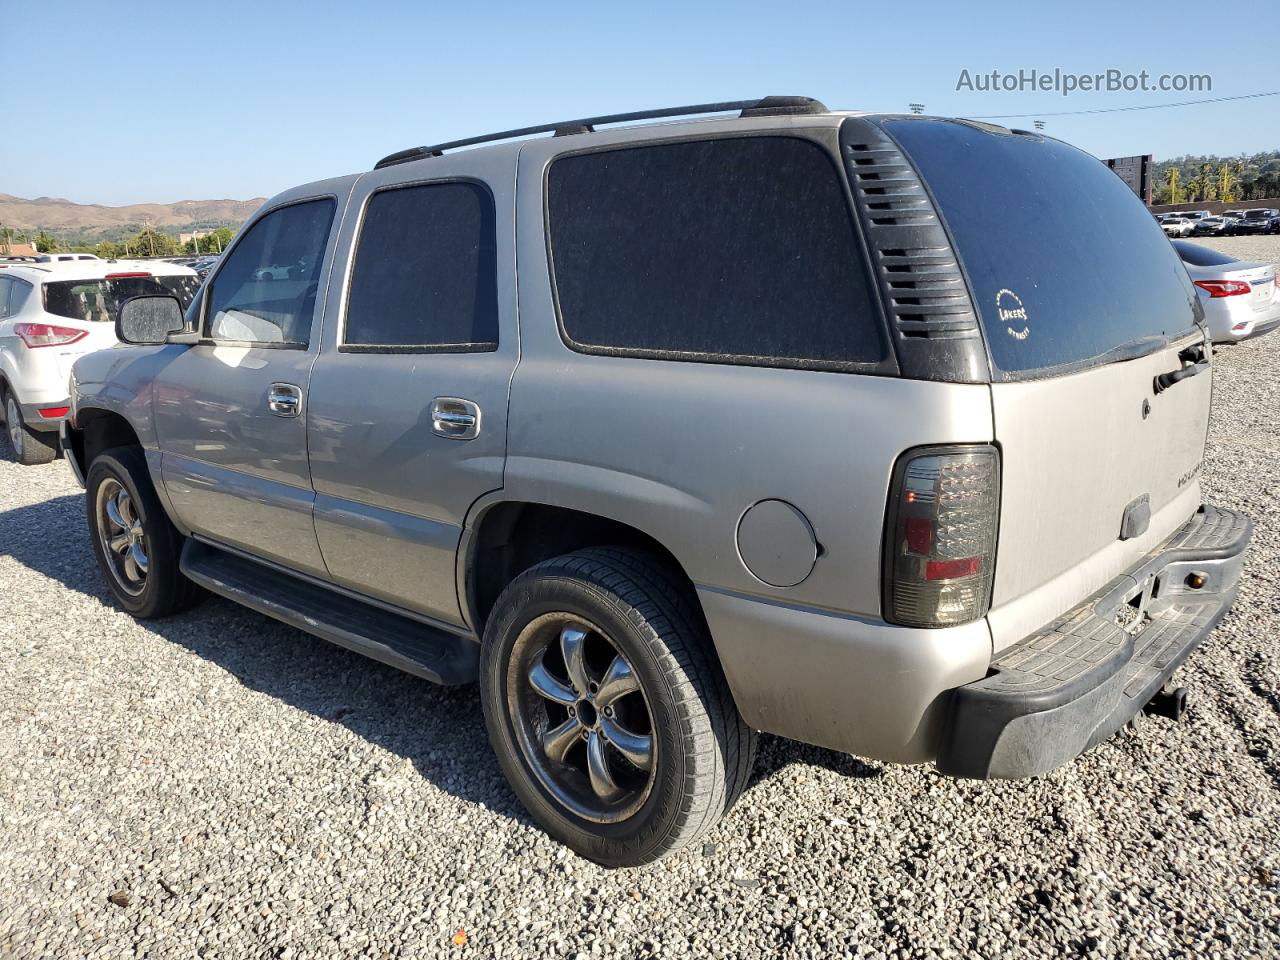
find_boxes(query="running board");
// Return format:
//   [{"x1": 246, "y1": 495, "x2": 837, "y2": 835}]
[{"x1": 180, "y1": 540, "x2": 479, "y2": 685}]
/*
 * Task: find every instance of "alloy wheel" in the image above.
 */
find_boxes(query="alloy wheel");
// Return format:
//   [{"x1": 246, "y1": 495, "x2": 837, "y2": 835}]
[
  {"x1": 95, "y1": 477, "x2": 149, "y2": 596},
  {"x1": 507, "y1": 614, "x2": 656, "y2": 823}
]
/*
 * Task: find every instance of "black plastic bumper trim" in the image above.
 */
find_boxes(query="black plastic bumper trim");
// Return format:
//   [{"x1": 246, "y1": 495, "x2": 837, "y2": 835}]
[{"x1": 937, "y1": 503, "x2": 1252, "y2": 779}]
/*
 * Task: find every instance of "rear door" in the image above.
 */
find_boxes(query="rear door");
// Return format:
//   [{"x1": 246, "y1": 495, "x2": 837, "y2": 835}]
[
  {"x1": 882, "y1": 118, "x2": 1210, "y2": 648},
  {"x1": 305, "y1": 150, "x2": 517, "y2": 627},
  {"x1": 154, "y1": 189, "x2": 349, "y2": 577}
]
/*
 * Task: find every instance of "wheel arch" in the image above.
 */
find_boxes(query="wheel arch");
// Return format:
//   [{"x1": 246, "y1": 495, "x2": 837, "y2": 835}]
[
  {"x1": 459, "y1": 498, "x2": 705, "y2": 640},
  {"x1": 71, "y1": 406, "x2": 143, "y2": 476}
]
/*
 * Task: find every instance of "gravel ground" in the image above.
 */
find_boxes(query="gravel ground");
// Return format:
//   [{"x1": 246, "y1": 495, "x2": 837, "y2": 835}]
[{"x1": 2, "y1": 236, "x2": 1279, "y2": 959}]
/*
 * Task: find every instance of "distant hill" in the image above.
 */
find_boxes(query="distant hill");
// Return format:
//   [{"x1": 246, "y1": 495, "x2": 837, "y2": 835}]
[{"x1": 0, "y1": 193, "x2": 266, "y2": 245}]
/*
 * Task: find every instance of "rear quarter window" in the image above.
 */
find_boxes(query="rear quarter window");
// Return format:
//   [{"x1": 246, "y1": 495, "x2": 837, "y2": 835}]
[
  {"x1": 883, "y1": 119, "x2": 1198, "y2": 377},
  {"x1": 546, "y1": 136, "x2": 886, "y2": 369}
]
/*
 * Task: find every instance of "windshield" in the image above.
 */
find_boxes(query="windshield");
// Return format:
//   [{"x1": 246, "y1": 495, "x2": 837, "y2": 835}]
[
  {"x1": 882, "y1": 118, "x2": 1198, "y2": 377},
  {"x1": 1245, "y1": 209, "x2": 1272, "y2": 218},
  {"x1": 43, "y1": 274, "x2": 200, "y2": 323}
]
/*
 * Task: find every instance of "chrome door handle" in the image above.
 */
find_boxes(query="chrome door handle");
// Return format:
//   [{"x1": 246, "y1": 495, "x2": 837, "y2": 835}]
[
  {"x1": 268, "y1": 383, "x2": 302, "y2": 417},
  {"x1": 431, "y1": 397, "x2": 480, "y2": 440}
]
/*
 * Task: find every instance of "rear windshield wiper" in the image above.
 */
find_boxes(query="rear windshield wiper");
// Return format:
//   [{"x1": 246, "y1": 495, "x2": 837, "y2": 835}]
[{"x1": 1153, "y1": 342, "x2": 1209, "y2": 394}]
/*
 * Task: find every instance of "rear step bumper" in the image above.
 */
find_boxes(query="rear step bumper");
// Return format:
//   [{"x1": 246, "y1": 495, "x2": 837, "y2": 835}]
[{"x1": 937, "y1": 503, "x2": 1251, "y2": 779}]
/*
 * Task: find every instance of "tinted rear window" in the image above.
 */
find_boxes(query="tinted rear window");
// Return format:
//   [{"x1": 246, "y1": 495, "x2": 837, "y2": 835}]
[
  {"x1": 547, "y1": 136, "x2": 885, "y2": 368},
  {"x1": 884, "y1": 119, "x2": 1197, "y2": 376},
  {"x1": 344, "y1": 181, "x2": 498, "y2": 351},
  {"x1": 44, "y1": 274, "x2": 200, "y2": 323},
  {"x1": 1172, "y1": 241, "x2": 1239, "y2": 267}
]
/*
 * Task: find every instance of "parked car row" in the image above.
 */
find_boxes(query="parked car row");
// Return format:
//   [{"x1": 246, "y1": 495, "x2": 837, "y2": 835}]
[{"x1": 1157, "y1": 208, "x2": 1280, "y2": 237}]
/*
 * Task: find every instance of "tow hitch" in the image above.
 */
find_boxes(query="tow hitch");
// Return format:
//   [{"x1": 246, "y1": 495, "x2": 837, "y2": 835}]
[{"x1": 1145, "y1": 685, "x2": 1190, "y2": 722}]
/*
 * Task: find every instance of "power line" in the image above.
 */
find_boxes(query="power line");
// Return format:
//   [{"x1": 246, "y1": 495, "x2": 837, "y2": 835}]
[{"x1": 969, "y1": 89, "x2": 1280, "y2": 120}]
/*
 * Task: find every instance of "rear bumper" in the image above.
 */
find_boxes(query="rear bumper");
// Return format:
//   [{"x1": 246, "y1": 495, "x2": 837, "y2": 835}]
[
  {"x1": 19, "y1": 397, "x2": 71, "y2": 432},
  {"x1": 937, "y1": 504, "x2": 1251, "y2": 779},
  {"x1": 1241, "y1": 313, "x2": 1280, "y2": 341}
]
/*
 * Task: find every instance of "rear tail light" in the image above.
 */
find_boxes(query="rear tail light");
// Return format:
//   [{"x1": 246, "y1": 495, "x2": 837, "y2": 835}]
[
  {"x1": 1193, "y1": 279, "x2": 1251, "y2": 298},
  {"x1": 14, "y1": 322, "x2": 88, "y2": 348},
  {"x1": 37, "y1": 406, "x2": 70, "y2": 419},
  {"x1": 883, "y1": 445, "x2": 1000, "y2": 628}
]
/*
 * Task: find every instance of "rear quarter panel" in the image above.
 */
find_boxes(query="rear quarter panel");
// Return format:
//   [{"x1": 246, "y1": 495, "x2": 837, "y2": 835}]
[{"x1": 512, "y1": 133, "x2": 995, "y2": 618}]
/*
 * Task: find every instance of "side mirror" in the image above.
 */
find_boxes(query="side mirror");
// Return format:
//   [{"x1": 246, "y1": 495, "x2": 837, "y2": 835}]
[{"x1": 116, "y1": 295, "x2": 186, "y2": 345}]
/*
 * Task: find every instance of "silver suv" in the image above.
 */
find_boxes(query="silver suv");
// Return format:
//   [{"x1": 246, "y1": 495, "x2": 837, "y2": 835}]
[{"x1": 64, "y1": 97, "x2": 1251, "y2": 866}]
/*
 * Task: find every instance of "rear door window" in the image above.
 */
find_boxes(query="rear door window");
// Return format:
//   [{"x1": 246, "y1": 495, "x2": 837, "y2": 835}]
[
  {"x1": 883, "y1": 118, "x2": 1198, "y2": 377},
  {"x1": 547, "y1": 136, "x2": 886, "y2": 369},
  {"x1": 343, "y1": 181, "x2": 498, "y2": 351}
]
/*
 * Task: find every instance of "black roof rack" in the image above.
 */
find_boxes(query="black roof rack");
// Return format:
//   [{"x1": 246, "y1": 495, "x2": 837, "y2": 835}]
[{"x1": 373, "y1": 95, "x2": 828, "y2": 169}]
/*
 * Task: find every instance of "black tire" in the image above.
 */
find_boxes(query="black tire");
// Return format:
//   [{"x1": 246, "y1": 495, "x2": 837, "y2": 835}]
[
  {"x1": 3, "y1": 389, "x2": 57, "y2": 466},
  {"x1": 85, "y1": 446, "x2": 201, "y2": 618},
  {"x1": 480, "y1": 547, "x2": 756, "y2": 867}
]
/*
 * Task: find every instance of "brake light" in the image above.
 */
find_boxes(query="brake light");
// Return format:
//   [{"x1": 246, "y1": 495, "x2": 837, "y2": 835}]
[
  {"x1": 37, "y1": 406, "x2": 70, "y2": 419},
  {"x1": 884, "y1": 446, "x2": 1000, "y2": 628},
  {"x1": 1193, "y1": 279, "x2": 1251, "y2": 298},
  {"x1": 14, "y1": 322, "x2": 87, "y2": 348},
  {"x1": 105, "y1": 271, "x2": 152, "y2": 278}
]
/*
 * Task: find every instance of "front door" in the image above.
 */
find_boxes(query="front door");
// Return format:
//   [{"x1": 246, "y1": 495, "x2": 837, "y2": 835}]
[
  {"x1": 306, "y1": 157, "x2": 517, "y2": 627},
  {"x1": 154, "y1": 192, "x2": 346, "y2": 578}
]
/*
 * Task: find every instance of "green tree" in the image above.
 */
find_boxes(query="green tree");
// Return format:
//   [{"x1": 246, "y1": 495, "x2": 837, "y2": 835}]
[
  {"x1": 124, "y1": 227, "x2": 180, "y2": 258},
  {"x1": 184, "y1": 227, "x2": 234, "y2": 254},
  {"x1": 34, "y1": 230, "x2": 59, "y2": 253}
]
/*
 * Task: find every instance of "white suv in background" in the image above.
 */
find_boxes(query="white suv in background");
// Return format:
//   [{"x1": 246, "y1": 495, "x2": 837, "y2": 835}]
[{"x1": 0, "y1": 258, "x2": 198, "y2": 464}]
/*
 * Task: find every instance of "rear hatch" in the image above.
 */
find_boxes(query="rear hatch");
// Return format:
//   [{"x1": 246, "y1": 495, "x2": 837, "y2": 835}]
[{"x1": 883, "y1": 118, "x2": 1210, "y2": 648}]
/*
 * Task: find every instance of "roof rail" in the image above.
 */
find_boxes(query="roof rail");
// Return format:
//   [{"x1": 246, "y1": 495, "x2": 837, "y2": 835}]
[{"x1": 373, "y1": 96, "x2": 828, "y2": 169}]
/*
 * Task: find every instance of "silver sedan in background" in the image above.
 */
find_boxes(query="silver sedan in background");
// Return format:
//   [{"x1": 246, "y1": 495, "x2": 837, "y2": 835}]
[{"x1": 1172, "y1": 239, "x2": 1280, "y2": 342}]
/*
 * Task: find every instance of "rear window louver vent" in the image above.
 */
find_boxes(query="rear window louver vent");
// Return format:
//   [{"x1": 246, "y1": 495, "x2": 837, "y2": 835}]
[{"x1": 839, "y1": 118, "x2": 989, "y2": 383}]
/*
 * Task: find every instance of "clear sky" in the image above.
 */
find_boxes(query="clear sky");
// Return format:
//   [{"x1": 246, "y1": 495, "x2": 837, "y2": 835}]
[{"x1": 4, "y1": 0, "x2": 1277, "y2": 206}]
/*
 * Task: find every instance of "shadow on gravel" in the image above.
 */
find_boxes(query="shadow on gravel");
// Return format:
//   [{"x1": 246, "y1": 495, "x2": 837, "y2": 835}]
[{"x1": 0, "y1": 490, "x2": 883, "y2": 829}]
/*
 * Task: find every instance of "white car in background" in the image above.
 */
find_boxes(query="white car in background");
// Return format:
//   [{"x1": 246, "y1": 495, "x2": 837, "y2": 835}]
[
  {"x1": 1161, "y1": 216, "x2": 1196, "y2": 238},
  {"x1": 0, "y1": 259, "x2": 199, "y2": 464},
  {"x1": 1172, "y1": 240, "x2": 1280, "y2": 343}
]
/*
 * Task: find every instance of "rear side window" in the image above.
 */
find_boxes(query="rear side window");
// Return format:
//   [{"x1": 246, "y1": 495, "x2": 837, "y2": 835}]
[
  {"x1": 884, "y1": 119, "x2": 1197, "y2": 376},
  {"x1": 547, "y1": 137, "x2": 885, "y2": 369},
  {"x1": 12, "y1": 279, "x2": 31, "y2": 314},
  {"x1": 344, "y1": 181, "x2": 498, "y2": 351},
  {"x1": 0, "y1": 277, "x2": 10, "y2": 318},
  {"x1": 206, "y1": 198, "x2": 335, "y2": 347}
]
